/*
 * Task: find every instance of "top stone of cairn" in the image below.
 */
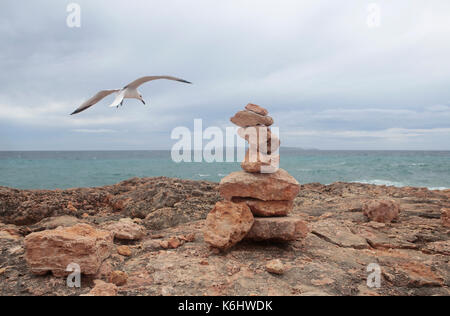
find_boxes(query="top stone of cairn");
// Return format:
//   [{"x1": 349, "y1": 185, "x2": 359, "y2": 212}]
[
  {"x1": 245, "y1": 103, "x2": 269, "y2": 116},
  {"x1": 231, "y1": 110, "x2": 274, "y2": 128}
]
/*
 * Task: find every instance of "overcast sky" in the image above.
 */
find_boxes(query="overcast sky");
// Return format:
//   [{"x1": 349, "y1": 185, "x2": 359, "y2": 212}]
[{"x1": 1, "y1": 0, "x2": 449, "y2": 150}]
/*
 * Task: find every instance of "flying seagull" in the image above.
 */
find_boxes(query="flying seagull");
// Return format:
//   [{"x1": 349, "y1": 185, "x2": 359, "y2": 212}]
[{"x1": 70, "y1": 75, "x2": 192, "y2": 115}]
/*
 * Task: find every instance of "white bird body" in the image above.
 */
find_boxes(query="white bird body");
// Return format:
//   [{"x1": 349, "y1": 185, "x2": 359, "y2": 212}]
[{"x1": 71, "y1": 75, "x2": 191, "y2": 115}]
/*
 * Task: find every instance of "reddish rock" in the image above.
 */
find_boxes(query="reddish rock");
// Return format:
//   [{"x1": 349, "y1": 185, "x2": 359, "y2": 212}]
[
  {"x1": 266, "y1": 259, "x2": 287, "y2": 275},
  {"x1": 204, "y1": 201, "x2": 254, "y2": 250},
  {"x1": 245, "y1": 103, "x2": 269, "y2": 116},
  {"x1": 167, "y1": 237, "x2": 183, "y2": 249},
  {"x1": 96, "y1": 260, "x2": 113, "y2": 280},
  {"x1": 441, "y1": 208, "x2": 450, "y2": 228},
  {"x1": 231, "y1": 198, "x2": 293, "y2": 217},
  {"x1": 83, "y1": 280, "x2": 118, "y2": 296},
  {"x1": 109, "y1": 270, "x2": 128, "y2": 286},
  {"x1": 102, "y1": 218, "x2": 146, "y2": 241},
  {"x1": 159, "y1": 240, "x2": 170, "y2": 249},
  {"x1": 244, "y1": 217, "x2": 309, "y2": 242},
  {"x1": 230, "y1": 110, "x2": 274, "y2": 127},
  {"x1": 180, "y1": 233, "x2": 196, "y2": 242},
  {"x1": 241, "y1": 150, "x2": 280, "y2": 174},
  {"x1": 67, "y1": 202, "x2": 77, "y2": 213},
  {"x1": 238, "y1": 127, "x2": 280, "y2": 154},
  {"x1": 219, "y1": 169, "x2": 300, "y2": 201},
  {"x1": 24, "y1": 224, "x2": 114, "y2": 277},
  {"x1": 363, "y1": 200, "x2": 401, "y2": 223},
  {"x1": 117, "y1": 245, "x2": 132, "y2": 257}
]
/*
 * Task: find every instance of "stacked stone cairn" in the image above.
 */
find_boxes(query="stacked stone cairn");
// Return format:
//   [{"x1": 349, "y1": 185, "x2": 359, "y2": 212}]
[{"x1": 204, "y1": 104, "x2": 309, "y2": 250}]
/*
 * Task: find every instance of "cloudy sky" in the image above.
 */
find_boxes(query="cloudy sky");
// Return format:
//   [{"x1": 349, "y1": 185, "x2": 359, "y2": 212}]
[{"x1": 1, "y1": 0, "x2": 449, "y2": 150}]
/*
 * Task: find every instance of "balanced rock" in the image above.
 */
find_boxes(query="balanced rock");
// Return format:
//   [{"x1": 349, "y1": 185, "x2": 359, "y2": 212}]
[
  {"x1": 244, "y1": 217, "x2": 309, "y2": 242},
  {"x1": 219, "y1": 169, "x2": 300, "y2": 201},
  {"x1": 245, "y1": 103, "x2": 268, "y2": 116},
  {"x1": 442, "y1": 208, "x2": 450, "y2": 228},
  {"x1": 241, "y1": 150, "x2": 280, "y2": 174},
  {"x1": 24, "y1": 224, "x2": 114, "y2": 277},
  {"x1": 232, "y1": 198, "x2": 293, "y2": 217},
  {"x1": 102, "y1": 218, "x2": 146, "y2": 241},
  {"x1": 238, "y1": 127, "x2": 280, "y2": 154},
  {"x1": 231, "y1": 110, "x2": 274, "y2": 127},
  {"x1": 363, "y1": 200, "x2": 401, "y2": 223},
  {"x1": 204, "y1": 201, "x2": 254, "y2": 250}
]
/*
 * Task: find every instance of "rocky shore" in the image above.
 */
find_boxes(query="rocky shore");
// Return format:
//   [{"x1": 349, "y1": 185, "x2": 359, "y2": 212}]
[{"x1": 0, "y1": 177, "x2": 449, "y2": 296}]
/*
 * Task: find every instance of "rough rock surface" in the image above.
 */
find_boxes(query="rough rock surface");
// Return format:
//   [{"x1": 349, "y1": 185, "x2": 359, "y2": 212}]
[
  {"x1": 442, "y1": 208, "x2": 450, "y2": 227},
  {"x1": 1, "y1": 178, "x2": 449, "y2": 296},
  {"x1": 24, "y1": 224, "x2": 114, "y2": 277},
  {"x1": 219, "y1": 169, "x2": 300, "y2": 201},
  {"x1": 245, "y1": 103, "x2": 269, "y2": 116},
  {"x1": 0, "y1": 177, "x2": 219, "y2": 226},
  {"x1": 232, "y1": 198, "x2": 293, "y2": 217},
  {"x1": 204, "y1": 201, "x2": 254, "y2": 250},
  {"x1": 83, "y1": 280, "x2": 118, "y2": 296},
  {"x1": 109, "y1": 271, "x2": 128, "y2": 286},
  {"x1": 245, "y1": 217, "x2": 309, "y2": 242},
  {"x1": 230, "y1": 110, "x2": 274, "y2": 127},
  {"x1": 363, "y1": 200, "x2": 401, "y2": 223}
]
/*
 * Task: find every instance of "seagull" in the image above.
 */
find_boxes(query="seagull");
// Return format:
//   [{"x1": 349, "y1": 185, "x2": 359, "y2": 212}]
[{"x1": 70, "y1": 75, "x2": 192, "y2": 115}]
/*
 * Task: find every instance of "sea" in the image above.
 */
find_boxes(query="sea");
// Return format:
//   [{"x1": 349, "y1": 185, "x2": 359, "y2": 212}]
[{"x1": 0, "y1": 150, "x2": 449, "y2": 190}]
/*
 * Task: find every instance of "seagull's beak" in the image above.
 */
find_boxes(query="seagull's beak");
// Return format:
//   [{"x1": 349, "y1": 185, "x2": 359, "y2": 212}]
[{"x1": 142, "y1": 100, "x2": 146, "y2": 105}]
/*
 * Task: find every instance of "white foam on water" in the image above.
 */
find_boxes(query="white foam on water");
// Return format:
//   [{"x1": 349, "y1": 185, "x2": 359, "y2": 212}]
[
  {"x1": 198, "y1": 174, "x2": 210, "y2": 177},
  {"x1": 353, "y1": 179, "x2": 448, "y2": 190},
  {"x1": 352, "y1": 179, "x2": 406, "y2": 187}
]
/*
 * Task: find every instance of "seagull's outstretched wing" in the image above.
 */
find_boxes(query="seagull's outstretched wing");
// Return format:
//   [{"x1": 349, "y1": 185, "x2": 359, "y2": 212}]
[
  {"x1": 71, "y1": 90, "x2": 120, "y2": 115},
  {"x1": 124, "y1": 76, "x2": 192, "y2": 89}
]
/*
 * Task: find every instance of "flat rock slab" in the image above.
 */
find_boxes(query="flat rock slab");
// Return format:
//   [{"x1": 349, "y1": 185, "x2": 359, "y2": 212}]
[
  {"x1": 219, "y1": 169, "x2": 300, "y2": 201},
  {"x1": 244, "y1": 217, "x2": 309, "y2": 242},
  {"x1": 204, "y1": 201, "x2": 254, "y2": 250},
  {"x1": 230, "y1": 110, "x2": 274, "y2": 127},
  {"x1": 232, "y1": 198, "x2": 293, "y2": 217},
  {"x1": 24, "y1": 223, "x2": 114, "y2": 277},
  {"x1": 311, "y1": 220, "x2": 369, "y2": 249}
]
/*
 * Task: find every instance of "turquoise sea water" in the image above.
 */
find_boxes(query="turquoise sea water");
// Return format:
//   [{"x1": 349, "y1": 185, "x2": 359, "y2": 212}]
[{"x1": 0, "y1": 150, "x2": 449, "y2": 190}]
